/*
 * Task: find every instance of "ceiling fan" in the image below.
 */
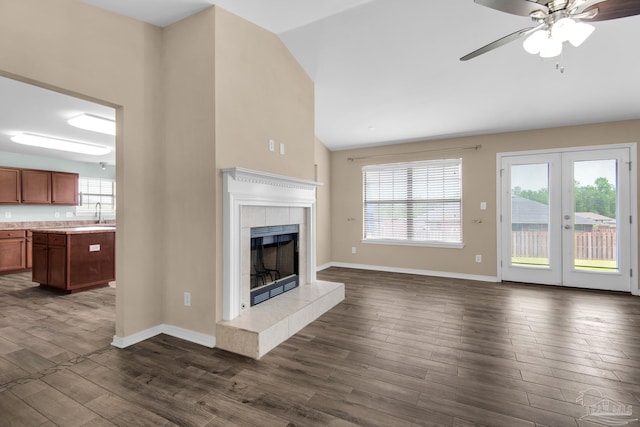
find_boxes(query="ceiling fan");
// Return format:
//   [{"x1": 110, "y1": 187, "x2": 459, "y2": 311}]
[{"x1": 461, "y1": 0, "x2": 640, "y2": 61}]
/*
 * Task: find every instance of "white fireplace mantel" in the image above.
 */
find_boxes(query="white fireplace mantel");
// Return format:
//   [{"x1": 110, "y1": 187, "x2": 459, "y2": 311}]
[{"x1": 222, "y1": 167, "x2": 322, "y2": 321}]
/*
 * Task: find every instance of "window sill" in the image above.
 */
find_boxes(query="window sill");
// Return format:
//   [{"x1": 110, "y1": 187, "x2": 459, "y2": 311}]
[
  {"x1": 75, "y1": 211, "x2": 116, "y2": 219},
  {"x1": 362, "y1": 239, "x2": 465, "y2": 249}
]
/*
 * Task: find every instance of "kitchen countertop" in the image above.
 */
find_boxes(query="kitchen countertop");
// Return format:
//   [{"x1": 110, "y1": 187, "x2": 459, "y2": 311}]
[
  {"x1": 32, "y1": 226, "x2": 116, "y2": 234},
  {"x1": 0, "y1": 220, "x2": 115, "y2": 231}
]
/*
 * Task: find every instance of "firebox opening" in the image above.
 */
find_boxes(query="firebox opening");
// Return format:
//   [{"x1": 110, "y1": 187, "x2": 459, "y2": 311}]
[{"x1": 250, "y1": 225, "x2": 299, "y2": 306}]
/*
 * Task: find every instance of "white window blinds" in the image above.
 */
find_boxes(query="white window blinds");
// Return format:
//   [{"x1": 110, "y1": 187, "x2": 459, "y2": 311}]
[
  {"x1": 363, "y1": 159, "x2": 462, "y2": 244},
  {"x1": 77, "y1": 178, "x2": 116, "y2": 212}
]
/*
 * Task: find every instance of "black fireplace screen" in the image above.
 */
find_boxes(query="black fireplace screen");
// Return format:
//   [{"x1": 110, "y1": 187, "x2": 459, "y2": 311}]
[{"x1": 250, "y1": 225, "x2": 299, "y2": 306}]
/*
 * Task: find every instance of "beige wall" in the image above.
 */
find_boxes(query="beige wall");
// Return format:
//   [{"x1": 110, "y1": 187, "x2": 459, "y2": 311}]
[
  {"x1": 213, "y1": 8, "x2": 315, "y2": 180},
  {"x1": 213, "y1": 8, "x2": 316, "y2": 320},
  {"x1": 161, "y1": 9, "x2": 217, "y2": 333},
  {"x1": 0, "y1": 1, "x2": 316, "y2": 340},
  {"x1": 0, "y1": 0, "x2": 165, "y2": 337},
  {"x1": 331, "y1": 119, "x2": 640, "y2": 288},
  {"x1": 315, "y1": 138, "x2": 332, "y2": 267}
]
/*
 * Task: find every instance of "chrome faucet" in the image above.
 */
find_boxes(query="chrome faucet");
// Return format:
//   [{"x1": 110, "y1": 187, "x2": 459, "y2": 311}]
[{"x1": 95, "y1": 202, "x2": 102, "y2": 224}]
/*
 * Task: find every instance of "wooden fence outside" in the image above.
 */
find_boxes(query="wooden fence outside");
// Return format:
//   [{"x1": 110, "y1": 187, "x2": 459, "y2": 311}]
[{"x1": 511, "y1": 230, "x2": 617, "y2": 260}]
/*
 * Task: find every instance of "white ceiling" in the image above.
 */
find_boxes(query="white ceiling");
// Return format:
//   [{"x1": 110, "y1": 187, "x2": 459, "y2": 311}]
[
  {"x1": 0, "y1": 76, "x2": 116, "y2": 164},
  {"x1": 1, "y1": 0, "x2": 638, "y2": 164}
]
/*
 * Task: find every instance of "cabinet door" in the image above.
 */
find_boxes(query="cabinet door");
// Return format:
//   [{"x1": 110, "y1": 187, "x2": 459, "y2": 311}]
[
  {"x1": 0, "y1": 238, "x2": 25, "y2": 272},
  {"x1": 52, "y1": 172, "x2": 79, "y2": 205},
  {"x1": 21, "y1": 170, "x2": 51, "y2": 204},
  {"x1": 0, "y1": 167, "x2": 21, "y2": 204},
  {"x1": 32, "y1": 243, "x2": 48, "y2": 283},
  {"x1": 48, "y1": 245, "x2": 67, "y2": 288}
]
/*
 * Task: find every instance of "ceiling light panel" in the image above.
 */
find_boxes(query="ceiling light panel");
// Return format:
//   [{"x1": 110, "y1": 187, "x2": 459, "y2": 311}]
[
  {"x1": 10, "y1": 133, "x2": 112, "y2": 156},
  {"x1": 68, "y1": 113, "x2": 115, "y2": 135}
]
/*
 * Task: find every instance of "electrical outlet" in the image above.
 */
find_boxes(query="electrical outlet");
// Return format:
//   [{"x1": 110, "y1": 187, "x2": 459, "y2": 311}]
[
  {"x1": 480, "y1": 202, "x2": 487, "y2": 210},
  {"x1": 268, "y1": 139, "x2": 275, "y2": 152},
  {"x1": 280, "y1": 143, "x2": 285, "y2": 155},
  {"x1": 54, "y1": 212, "x2": 60, "y2": 218},
  {"x1": 184, "y1": 292, "x2": 191, "y2": 306},
  {"x1": 4, "y1": 212, "x2": 10, "y2": 219},
  {"x1": 352, "y1": 246, "x2": 357, "y2": 254},
  {"x1": 66, "y1": 212, "x2": 74, "y2": 218},
  {"x1": 475, "y1": 254, "x2": 482, "y2": 263}
]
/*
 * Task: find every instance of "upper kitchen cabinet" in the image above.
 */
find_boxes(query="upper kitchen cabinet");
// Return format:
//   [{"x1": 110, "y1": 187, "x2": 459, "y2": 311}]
[
  {"x1": 0, "y1": 167, "x2": 21, "y2": 204},
  {"x1": 52, "y1": 172, "x2": 79, "y2": 205},
  {"x1": 21, "y1": 169, "x2": 52, "y2": 204},
  {"x1": 0, "y1": 167, "x2": 79, "y2": 205}
]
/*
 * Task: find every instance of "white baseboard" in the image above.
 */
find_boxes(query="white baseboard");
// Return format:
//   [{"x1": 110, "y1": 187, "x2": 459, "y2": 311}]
[
  {"x1": 162, "y1": 325, "x2": 216, "y2": 348},
  {"x1": 111, "y1": 324, "x2": 216, "y2": 349},
  {"x1": 316, "y1": 262, "x2": 332, "y2": 272},
  {"x1": 322, "y1": 262, "x2": 499, "y2": 283}
]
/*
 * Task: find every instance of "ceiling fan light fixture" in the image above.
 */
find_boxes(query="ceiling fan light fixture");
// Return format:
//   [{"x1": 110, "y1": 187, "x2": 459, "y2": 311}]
[
  {"x1": 68, "y1": 113, "x2": 115, "y2": 136},
  {"x1": 523, "y1": 29, "x2": 549, "y2": 54},
  {"x1": 10, "y1": 132, "x2": 112, "y2": 156},
  {"x1": 551, "y1": 17, "x2": 576, "y2": 41},
  {"x1": 539, "y1": 36, "x2": 563, "y2": 58},
  {"x1": 568, "y1": 22, "x2": 595, "y2": 46}
]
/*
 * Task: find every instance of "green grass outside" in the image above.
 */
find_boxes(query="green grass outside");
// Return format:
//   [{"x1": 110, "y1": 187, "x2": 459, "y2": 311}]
[{"x1": 511, "y1": 257, "x2": 617, "y2": 271}]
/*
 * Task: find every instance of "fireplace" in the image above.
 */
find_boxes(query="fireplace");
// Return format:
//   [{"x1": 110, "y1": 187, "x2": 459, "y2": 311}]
[
  {"x1": 250, "y1": 225, "x2": 299, "y2": 305},
  {"x1": 218, "y1": 167, "x2": 344, "y2": 359},
  {"x1": 221, "y1": 167, "x2": 319, "y2": 320}
]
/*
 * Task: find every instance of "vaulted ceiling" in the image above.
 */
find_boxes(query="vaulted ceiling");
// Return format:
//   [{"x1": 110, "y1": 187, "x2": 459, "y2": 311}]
[{"x1": 1, "y1": 0, "x2": 638, "y2": 164}]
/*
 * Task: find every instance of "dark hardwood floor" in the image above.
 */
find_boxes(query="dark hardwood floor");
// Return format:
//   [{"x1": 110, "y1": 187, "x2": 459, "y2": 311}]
[{"x1": 1, "y1": 268, "x2": 640, "y2": 426}]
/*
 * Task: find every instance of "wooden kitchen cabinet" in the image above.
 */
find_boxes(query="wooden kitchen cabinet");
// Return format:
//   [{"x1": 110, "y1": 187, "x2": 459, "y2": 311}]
[
  {"x1": 32, "y1": 234, "x2": 48, "y2": 283},
  {"x1": 21, "y1": 169, "x2": 52, "y2": 204},
  {"x1": 52, "y1": 172, "x2": 79, "y2": 205},
  {"x1": 0, "y1": 167, "x2": 79, "y2": 205},
  {"x1": 32, "y1": 228, "x2": 115, "y2": 292},
  {"x1": 0, "y1": 230, "x2": 26, "y2": 273},
  {"x1": 0, "y1": 167, "x2": 21, "y2": 204},
  {"x1": 26, "y1": 230, "x2": 33, "y2": 268}
]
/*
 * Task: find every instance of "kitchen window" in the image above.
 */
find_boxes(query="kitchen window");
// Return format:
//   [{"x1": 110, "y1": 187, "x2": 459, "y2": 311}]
[
  {"x1": 76, "y1": 177, "x2": 115, "y2": 214},
  {"x1": 363, "y1": 159, "x2": 463, "y2": 247}
]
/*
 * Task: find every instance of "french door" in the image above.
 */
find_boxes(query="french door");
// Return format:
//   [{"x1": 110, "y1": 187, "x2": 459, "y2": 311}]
[{"x1": 500, "y1": 147, "x2": 631, "y2": 292}]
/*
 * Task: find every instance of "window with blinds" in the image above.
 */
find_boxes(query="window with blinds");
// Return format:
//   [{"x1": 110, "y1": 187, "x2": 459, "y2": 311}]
[
  {"x1": 363, "y1": 159, "x2": 462, "y2": 245},
  {"x1": 77, "y1": 178, "x2": 116, "y2": 213}
]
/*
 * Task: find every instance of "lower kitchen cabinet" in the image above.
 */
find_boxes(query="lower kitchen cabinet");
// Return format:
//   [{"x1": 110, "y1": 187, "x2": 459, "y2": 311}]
[
  {"x1": 32, "y1": 228, "x2": 115, "y2": 292},
  {"x1": 0, "y1": 230, "x2": 26, "y2": 273},
  {"x1": 26, "y1": 230, "x2": 32, "y2": 269}
]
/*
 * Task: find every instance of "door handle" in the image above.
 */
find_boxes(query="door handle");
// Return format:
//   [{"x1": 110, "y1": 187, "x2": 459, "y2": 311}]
[{"x1": 564, "y1": 224, "x2": 571, "y2": 229}]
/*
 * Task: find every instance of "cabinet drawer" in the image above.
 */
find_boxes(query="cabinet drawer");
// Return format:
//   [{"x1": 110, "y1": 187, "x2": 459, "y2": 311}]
[
  {"x1": 48, "y1": 234, "x2": 67, "y2": 246},
  {"x1": 33, "y1": 233, "x2": 48, "y2": 244},
  {"x1": 0, "y1": 230, "x2": 26, "y2": 239}
]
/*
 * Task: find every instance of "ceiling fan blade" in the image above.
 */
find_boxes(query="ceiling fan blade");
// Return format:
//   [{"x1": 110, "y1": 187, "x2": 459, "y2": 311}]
[
  {"x1": 460, "y1": 25, "x2": 542, "y2": 61},
  {"x1": 474, "y1": 0, "x2": 548, "y2": 17},
  {"x1": 567, "y1": 0, "x2": 606, "y2": 13},
  {"x1": 571, "y1": 8, "x2": 600, "y2": 19},
  {"x1": 584, "y1": 0, "x2": 640, "y2": 21}
]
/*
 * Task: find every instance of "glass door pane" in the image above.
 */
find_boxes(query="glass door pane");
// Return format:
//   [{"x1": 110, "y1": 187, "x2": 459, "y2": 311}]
[
  {"x1": 572, "y1": 159, "x2": 618, "y2": 272},
  {"x1": 510, "y1": 163, "x2": 551, "y2": 268}
]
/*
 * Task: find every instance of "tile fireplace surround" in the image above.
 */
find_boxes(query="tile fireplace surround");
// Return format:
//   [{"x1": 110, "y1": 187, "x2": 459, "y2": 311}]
[{"x1": 216, "y1": 168, "x2": 344, "y2": 359}]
